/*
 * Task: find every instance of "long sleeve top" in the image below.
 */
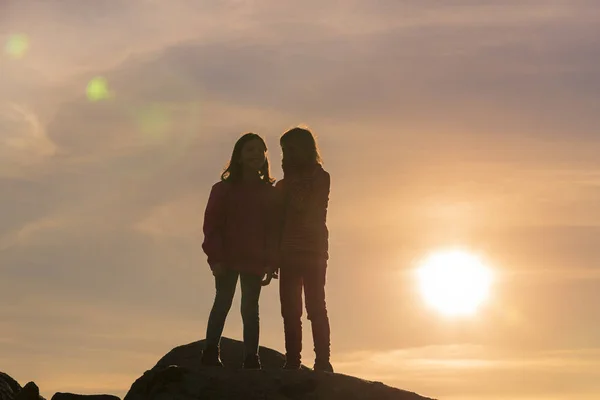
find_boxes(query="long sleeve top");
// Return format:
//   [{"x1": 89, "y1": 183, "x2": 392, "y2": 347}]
[
  {"x1": 202, "y1": 180, "x2": 281, "y2": 276},
  {"x1": 276, "y1": 164, "x2": 330, "y2": 267}
]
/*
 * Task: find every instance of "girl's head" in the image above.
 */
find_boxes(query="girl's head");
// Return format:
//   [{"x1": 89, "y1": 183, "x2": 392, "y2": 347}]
[
  {"x1": 221, "y1": 133, "x2": 274, "y2": 184},
  {"x1": 280, "y1": 127, "x2": 322, "y2": 173}
]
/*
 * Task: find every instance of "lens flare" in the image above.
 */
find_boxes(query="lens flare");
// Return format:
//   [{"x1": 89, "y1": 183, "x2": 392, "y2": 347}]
[
  {"x1": 5, "y1": 34, "x2": 30, "y2": 59},
  {"x1": 86, "y1": 77, "x2": 112, "y2": 101}
]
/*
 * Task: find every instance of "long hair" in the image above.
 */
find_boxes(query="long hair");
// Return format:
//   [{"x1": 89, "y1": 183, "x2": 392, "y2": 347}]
[
  {"x1": 280, "y1": 126, "x2": 323, "y2": 166},
  {"x1": 221, "y1": 132, "x2": 275, "y2": 185}
]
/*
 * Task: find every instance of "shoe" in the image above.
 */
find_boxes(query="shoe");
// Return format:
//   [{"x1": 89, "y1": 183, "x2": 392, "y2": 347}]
[
  {"x1": 283, "y1": 355, "x2": 301, "y2": 370},
  {"x1": 313, "y1": 359, "x2": 334, "y2": 373},
  {"x1": 201, "y1": 345, "x2": 223, "y2": 367},
  {"x1": 242, "y1": 354, "x2": 261, "y2": 369}
]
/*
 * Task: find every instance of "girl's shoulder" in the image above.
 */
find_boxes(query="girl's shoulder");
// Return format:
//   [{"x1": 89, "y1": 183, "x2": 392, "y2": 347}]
[
  {"x1": 314, "y1": 163, "x2": 328, "y2": 173},
  {"x1": 308, "y1": 165, "x2": 330, "y2": 185},
  {"x1": 211, "y1": 180, "x2": 235, "y2": 197},
  {"x1": 316, "y1": 166, "x2": 330, "y2": 179},
  {"x1": 212, "y1": 180, "x2": 229, "y2": 190}
]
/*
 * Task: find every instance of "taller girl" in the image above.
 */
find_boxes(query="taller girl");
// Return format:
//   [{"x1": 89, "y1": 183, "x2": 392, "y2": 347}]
[
  {"x1": 276, "y1": 127, "x2": 333, "y2": 372},
  {"x1": 201, "y1": 133, "x2": 279, "y2": 369}
]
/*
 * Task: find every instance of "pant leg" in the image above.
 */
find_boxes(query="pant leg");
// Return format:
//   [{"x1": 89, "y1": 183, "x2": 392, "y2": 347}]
[
  {"x1": 239, "y1": 272, "x2": 263, "y2": 357},
  {"x1": 205, "y1": 269, "x2": 239, "y2": 348},
  {"x1": 279, "y1": 265, "x2": 304, "y2": 361},
  {"x1": 303, "y1": 263, "x2": 331, "y2": 363}
]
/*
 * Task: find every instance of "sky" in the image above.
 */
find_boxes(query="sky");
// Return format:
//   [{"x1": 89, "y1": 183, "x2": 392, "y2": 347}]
[{"x1": 1, "y1": 0, "x2": 599, "y2": 399}]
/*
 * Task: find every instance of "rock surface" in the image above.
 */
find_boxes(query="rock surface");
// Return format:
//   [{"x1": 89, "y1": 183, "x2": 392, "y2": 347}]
[
  {"x1": 51, "y1": 395, "x2": 120, "y2": 400},
  {"x1": 0, "y1": 373, "x2": 21, "y2": 400},
  {"x1": 0, "y1": 373, "x2": 44, "y2": 400},
  {"x1": 124, "y1": 337, "x2": 437, "y2": 400},
  {"x1": 15, "y1": 382, "x2": 42, "y2": 400},
  {"x1": 1, "y1": 373, "x2": 119, "y2": 400},
  {"x1": 2, "y1": 338, "x2": 437, "y2": 400},
  {"x1": 155, "y1": 336, "x2": 310, "y2": 371}
]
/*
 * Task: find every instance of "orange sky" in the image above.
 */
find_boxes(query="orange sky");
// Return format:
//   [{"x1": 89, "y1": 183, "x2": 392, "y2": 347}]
[{"x1": 1, "y1": 1, "x2": 600, "y2": 399}]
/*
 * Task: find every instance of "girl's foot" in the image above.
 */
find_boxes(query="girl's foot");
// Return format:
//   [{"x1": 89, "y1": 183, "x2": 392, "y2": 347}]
[
  {"x1": 201, "y1": 345, "x2": 223, "y2": 367},
  {"x1": 242, "y1": 354, "x2": 261, "y2": 369},
  {"x1": 282, "y1": 356, "x2": 301, "y2": 370},
  {"x1": 313, "y1": 360, "x2": 333, "y2": 373}
]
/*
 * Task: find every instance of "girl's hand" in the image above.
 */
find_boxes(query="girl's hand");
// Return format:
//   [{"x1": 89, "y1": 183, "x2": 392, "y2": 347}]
[
  {"x1": 261, "y1": 269, "x2": 278, "y2": 286},
  {"x1": 261, "y1": 272, "x2": 273, "y2": 286}
]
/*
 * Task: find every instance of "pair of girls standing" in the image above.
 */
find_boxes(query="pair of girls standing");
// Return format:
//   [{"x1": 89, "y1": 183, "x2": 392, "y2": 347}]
[{"x1": 201, "y1": 127, "x2": 333, "y2": 372}]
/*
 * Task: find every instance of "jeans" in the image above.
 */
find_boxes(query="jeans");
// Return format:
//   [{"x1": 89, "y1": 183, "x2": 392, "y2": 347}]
[
  {"x1": 205, "y1": 269, "x2": 263, "y2": 356},
  {"x1": 280, "y1": 263, "x2": 331, "y2": 363}
]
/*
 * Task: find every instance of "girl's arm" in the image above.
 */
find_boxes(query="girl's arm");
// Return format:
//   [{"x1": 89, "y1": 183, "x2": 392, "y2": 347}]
[
  {"x1": 202, "y1": 182, "x2": 227, "y2": 269},
  {"x1": 311, "y1": 170, "x2": 331, "y2": 226}
]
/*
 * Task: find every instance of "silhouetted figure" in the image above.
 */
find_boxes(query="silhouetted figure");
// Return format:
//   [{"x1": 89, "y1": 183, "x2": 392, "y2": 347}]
[
  {"x1": 201, "y1": 133, "x2": 280, "y2": 369},
  {"x1": 276, "y1": 127, "x2": 333, "y2": 372}
]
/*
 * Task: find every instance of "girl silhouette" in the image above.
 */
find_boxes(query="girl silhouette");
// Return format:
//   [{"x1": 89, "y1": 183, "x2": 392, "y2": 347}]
[
  {"x1": 276, "y1": 127, "x2": 333, "y2": 372},
  {"x1": 201, "y1": 133, "x2": 279, "y2": 369}
]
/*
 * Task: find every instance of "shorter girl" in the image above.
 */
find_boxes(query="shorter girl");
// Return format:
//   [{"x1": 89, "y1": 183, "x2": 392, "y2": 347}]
[
  {"x1": 276, "y1": 127, "x2": 333, "y2": 372},
  {"x1": 201, "y1": 133, "x2": 279, "y2": 369}
]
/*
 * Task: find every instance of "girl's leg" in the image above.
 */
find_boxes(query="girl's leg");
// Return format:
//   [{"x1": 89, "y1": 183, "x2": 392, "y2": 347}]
[
  {"x1": 304, "y1": 263, "x2": 332, "y2": 372},
  {"x1": 239, "y1": 272, "x2": 263, "y2": 362},
  {"x1": 205, "y1": 269, "x2": 239, "y2": 350},
  {"x1": 279, "y1": 265, "x2": 304, "y2": 368}
]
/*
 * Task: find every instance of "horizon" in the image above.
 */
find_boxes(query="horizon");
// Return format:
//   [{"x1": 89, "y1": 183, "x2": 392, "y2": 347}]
[{"x1": 2, "y1": 1, "x2": 600, "y2": 399}]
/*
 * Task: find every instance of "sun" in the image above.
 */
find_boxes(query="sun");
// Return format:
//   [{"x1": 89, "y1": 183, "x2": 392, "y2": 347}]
[{"x1": 416, "y1": 249, "x2": 493, "y2": 317}]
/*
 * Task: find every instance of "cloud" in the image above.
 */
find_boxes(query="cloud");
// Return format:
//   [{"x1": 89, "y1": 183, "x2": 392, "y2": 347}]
[
  {"x1": 335, "y1": 345, "x2": 600, "y2": 400},
  {"x1": 1, "y1": 2, "x2": 600, "y2": 400},
  {"x1": 337, "y1": 344, "x2": 600, "y2": 372},
  {"x1": 133, "y1": 192, "x2": 205, "y2": 239},
  {"x1": 0, "y1": 103, "x2": 58, "y2": 174},
  {"x1": 4, "y1": 0, "x2": 599, "y2": 175},
  {"x1": 0, "y1": 216, "x2": 65, "y2": 251}
]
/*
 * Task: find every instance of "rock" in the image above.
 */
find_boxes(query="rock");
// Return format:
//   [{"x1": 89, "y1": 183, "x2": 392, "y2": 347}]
[
  {"x1": 0, "y1": 372, "x2": 22, "y2": 400},
  {"x1": 155, "y1": 337, "x2": 310, "y2": 371},
  {"x1": 0, "y1": 374, "x2": 44, "y2": 400},
  {"x1": 124, "y1": 337, "x2": 437, "y2": 400},
  {"x1": 0, "y1": 373, "x2": 120, "y2": 400},
  {"x1": 15, "y1": 383, "x2": 41, "y2": 400},
  {"x1": 51, "y1": 394, "x2": 120, "y2": 400}
]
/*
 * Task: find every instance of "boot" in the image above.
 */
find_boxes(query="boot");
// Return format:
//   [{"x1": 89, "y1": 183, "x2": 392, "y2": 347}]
[
  {"x1": 201, "y1": 344, "x2": 223, "y2": 367},
  {"x1": 242, "y1": 353, "x2": 261, "y2": 370},
  {"x1": 283, "y1": 319, "x2": 302, "y2": 370},
  {"x1": 313, "y1": 359, "x2": 334, "y2": 373},
  {"x1": 282, "y1": 354, "x2": 301, "y2": 370},
  {"x1": 311, "y1": 315, "x2": 332, "y2": 372}
]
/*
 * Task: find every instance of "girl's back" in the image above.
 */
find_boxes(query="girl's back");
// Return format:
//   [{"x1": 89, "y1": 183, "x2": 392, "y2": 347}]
[{"x1": 277, "y1": 165, "x2": 330, "y2": 262}]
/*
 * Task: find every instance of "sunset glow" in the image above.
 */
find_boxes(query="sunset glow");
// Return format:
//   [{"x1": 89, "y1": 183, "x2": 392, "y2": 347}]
[
  {"x1": 2, "y1": 1, "x2": 600, "y2": 399},
  {"x1": 417, "y1": 250, "x2": 493, "y2": 317}
]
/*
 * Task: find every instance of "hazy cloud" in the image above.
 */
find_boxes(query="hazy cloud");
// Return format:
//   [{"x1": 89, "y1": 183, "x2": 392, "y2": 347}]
[{"x1": 1, "y1": 1, "x2": 600, "y2": 399}]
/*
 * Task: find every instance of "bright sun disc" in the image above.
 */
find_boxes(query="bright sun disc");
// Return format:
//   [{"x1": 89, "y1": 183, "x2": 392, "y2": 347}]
[{"x1": 417, "y1": 250, "x2": 493, "y2": 317}]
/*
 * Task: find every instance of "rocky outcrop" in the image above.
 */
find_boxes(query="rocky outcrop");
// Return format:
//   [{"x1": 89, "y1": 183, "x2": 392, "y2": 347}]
[
  {"x1": 0, "y1": 373, "x2": 119, "y2": 400},
  {"x1": 0, "y1": 373, "x2": 22, "y2": 400},
  {"x1": 3, "y1": 337, "x2": 437, "y2": 400},
  {"x1": 0, "y1": 373, "x2": 44, "y2": 400},
  {"x1": 124, "y1": 337, "x2": 436, "y2": 400},
  {"x1": 15, "y1": 382, "x2": 43, "y2": 400}
]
